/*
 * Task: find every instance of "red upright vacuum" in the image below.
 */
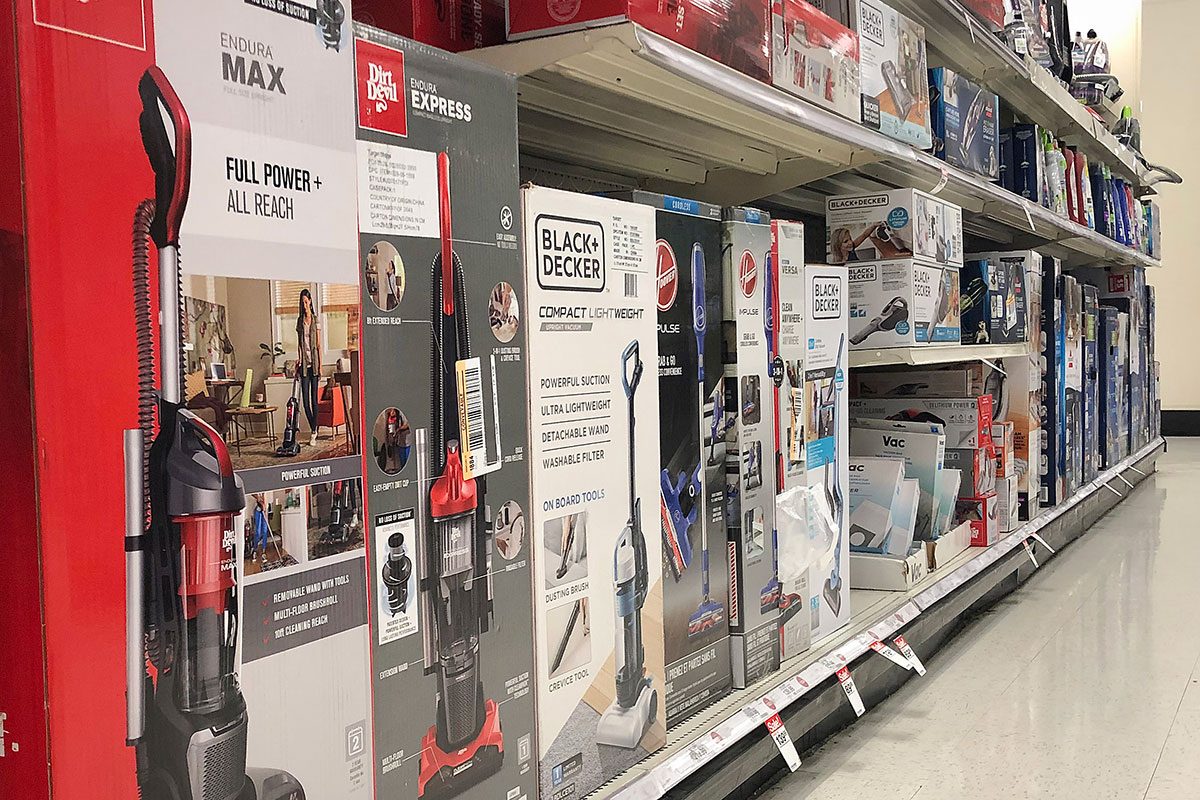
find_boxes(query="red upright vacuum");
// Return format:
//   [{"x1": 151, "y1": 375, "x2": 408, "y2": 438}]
[
  {"x1": 124, "y1": 66, "x2": 303, "y2": 800},
  {"x1": 415, "y1": 153, "x2": 504, "y2": 799}
]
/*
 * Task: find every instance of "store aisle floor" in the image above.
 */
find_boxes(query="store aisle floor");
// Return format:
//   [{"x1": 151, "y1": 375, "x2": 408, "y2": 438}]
[{"x1": 761, "y1": 439, "x2": 1200, "y2": 800}]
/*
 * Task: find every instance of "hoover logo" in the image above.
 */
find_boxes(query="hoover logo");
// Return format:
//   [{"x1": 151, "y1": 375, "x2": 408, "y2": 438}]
[
  {"x1": 655, "y1": 240, "x2": 679, "y2": 311},
  {"x1": 811, "y1": 276, "x2": 843, "y2": 319},
  {"x1": 356, "y1": 39, "x2": 407, "y2": 136},
  {"x1": 738, "y1": 251, "x2": 757, "y2": 298},
  {"x1": 858, "y1": 1, "x2": 886, "y2": 47},
  {"x1": 535, "y1": 215, "x2": 605, "y2": 292}
]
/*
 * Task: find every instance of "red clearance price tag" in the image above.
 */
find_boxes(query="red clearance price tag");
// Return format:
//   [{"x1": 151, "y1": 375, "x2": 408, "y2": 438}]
[
  {"x1": 836, "y1": 667, "x2": 865, "y2": 717},
  {"x1": 893, "y1": 635, "x2": 926, "y2": 676},
  {"x1": 765, "y1": 714, "x2": 801, "y2": 771}
]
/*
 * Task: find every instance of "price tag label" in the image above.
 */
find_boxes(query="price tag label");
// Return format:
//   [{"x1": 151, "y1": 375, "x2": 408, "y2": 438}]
[
  {"x1": 765, "y1": 714, "x2": 802, "y2": 772},
  {"x1": 836, "y1": 667, "x2": 865, "y2": 717},
  {"x1": 869, "y1": 640, "x2": 913, "y2": 670},
  {"x1": 1023, "y1": 203, "x2": 1036, "y2": 233},
  {"x1": 930, "y1": 167, "x2": 950, "y2": 196},
  {"x1": 893, "y1": 635, "x2": 926, "y2": 676},
  {"x1": 1022, "y1": 538, "x2": 1039, "y2": 568}
]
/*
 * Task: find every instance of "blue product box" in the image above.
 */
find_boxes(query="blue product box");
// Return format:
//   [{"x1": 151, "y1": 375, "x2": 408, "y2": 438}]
[
  {"x1": 1082, "y1": 285, "x2": 1099, "y2": 482},
  {"x1": 1039, "y1": 255, "x2": 1065, "y2": 508},
  {"x1": 1098, "y1": 307, "x2": 1122, "y2": 469},
  {"x1": 1090, "y1": 164, "x2": 1113, "y2": 240},
  {"x1": 1011, "y1": 124, "x2": 1042, "y2": 203},
  {"x1": 929, "y1": 67, "x2": 1000, "y2": 179}
]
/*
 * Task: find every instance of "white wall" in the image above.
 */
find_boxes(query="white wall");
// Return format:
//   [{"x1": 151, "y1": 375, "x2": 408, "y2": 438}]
[{"x1": 1141, "y1": 0, "x2": 1194, "y2": 410}]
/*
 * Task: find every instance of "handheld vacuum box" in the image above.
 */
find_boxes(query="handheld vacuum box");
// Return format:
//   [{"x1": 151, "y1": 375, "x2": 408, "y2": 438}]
[
  {"x1": 354, "y1": 29, "x2": 538, "y2": 800},
  {"x1": 855, "y1": 0, "x2": 933, "y2": 148},
  {"x1": 621, "y1": 191, "x2": 733, "y2": 728},
  {"x1": 722, "y1": 207, "x2": 781, "y2": 688},
  {"x1": 847, "y1": 259, "x2": 960, "y2": 348},
  {"x1": 827, "y1": 189, "x2": 962, "y2": 266},
  {"x1": 929, "y1": 66, "x2": 1000, "y2": 179},
  {"x1": 522, "y1": 188, "x2": 666, "y2": 798},
  {"x1": 772, "y1": 0, "x2": 862, "y2": 121}
]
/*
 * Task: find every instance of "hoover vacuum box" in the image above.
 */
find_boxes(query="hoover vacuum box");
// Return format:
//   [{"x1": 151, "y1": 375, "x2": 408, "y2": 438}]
[
  {"x1": 856, "y1": 0, "x2": 932, "y2": 148},
  {"x1": 507, "y1": 0, "x2": 772, "y2": 82},
  {"x1": 827, "y1": 189, "x2": 963, "y2": 266},
  {"x1": 616, "y1": 191, "x2": 734, "y2": 729},
  {"x1": 722, "y1": 207, "x2": 781, "y2": 687},
  {"x1": 771, "y1": 0, "x2": 862, "y2": 121},
  {"x1": 354, "y1": 28, "x2": 539, "y2": 800},
  {"x1": 522, "y1": 187, "x2": 666, "y2": 798},
  {"x1": 929, "y1": 67, "x2": 1000, "y2": 179},
  {"x1": 847, "y1": 259, "x2": 960, "y2": 349}
]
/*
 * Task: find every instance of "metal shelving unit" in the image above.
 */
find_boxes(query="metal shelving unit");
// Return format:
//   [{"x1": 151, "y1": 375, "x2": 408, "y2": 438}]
[
  {"x1": 469, "y1": 24, "x2": 1161, "y2": 269},
  {"x1": 848, "y1": 342, "x2": 1030, "y2": 369}
]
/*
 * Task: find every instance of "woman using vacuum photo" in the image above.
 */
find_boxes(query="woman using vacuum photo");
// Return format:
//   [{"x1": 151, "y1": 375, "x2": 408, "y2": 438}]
[{"x1": 297, "y1": 288, "x2": 322, "y2": 446}]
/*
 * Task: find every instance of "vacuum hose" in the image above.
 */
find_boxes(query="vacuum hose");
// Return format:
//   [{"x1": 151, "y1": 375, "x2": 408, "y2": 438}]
[{"x1": 132, "y1": 199, "x2": 157, "y2": 533}]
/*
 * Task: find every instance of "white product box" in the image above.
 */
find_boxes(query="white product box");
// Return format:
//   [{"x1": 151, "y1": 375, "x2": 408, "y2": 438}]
[
  {"x1": 991, "y1": 421, "x2": 1015, "y2": 478},
  {"x1": 856, "y1": 0, "x2": 933, "y2": 148},
  {"x1": 723, "y1": 207, "x2": 780, "y2": 688},
  {"x1": 772, "y1": 0, "x2": 862, "y2": 122},
  {"x1": 996, "y1": 474, "x2": 1019, "y2": 533},
  {"x1": 850, "y1": 419, "x2": 944, "y2": 541},
  {"x1": 849, "y1": 546, "x2": 926, "y2": 590},
  {"x1": 827, "y1": 189, "x2": 961, "y2": 266},
  {"x1": 522, "y1": 188, "x2": 666, "y2": 794},
  {"x1": 933, "y1": 467, "x2": 961, "y2": 537},
  {"x1": 924, "y1": 519, "x2": 972, "y2": 570},
  {"x1": 847, "y1": 259, "x2": 960, "y2": 348},
  {"x1": 849, "y1": 395, "x2": 994, "y2": 449},
  {"x1": 888, "y1": 477, "x2": 920, "y2": 556},
  {"x1": 847, "y1": 457, "x2": 904, "y2": 554}
]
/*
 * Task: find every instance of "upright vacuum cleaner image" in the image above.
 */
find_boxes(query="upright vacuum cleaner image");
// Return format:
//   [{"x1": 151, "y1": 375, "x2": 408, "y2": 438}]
[
  {"x1": 759, "y1": 251, "x2": 781, "y2": 613},
  {"x1": 687, "y1": 244, "x2": 726, "y2": 639},
  {"x1": 597, "y1": 341, "x2": 658, "y2": 749},
  {"x1": 275, "y1": 374, "x2": 302, "y2": 457},
  {"x1": 820, "y1": 336, "x2": 846, "y2": 618},
  {"x1": 415, "y1": 153, "x2": 504, "y2": 799},
  {"x1": 124, "y1": 66, "x2": 303, "y2": 800}
]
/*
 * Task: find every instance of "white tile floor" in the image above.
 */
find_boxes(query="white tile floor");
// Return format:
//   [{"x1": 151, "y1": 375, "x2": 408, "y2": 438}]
[{"x1": 761, "y1": 439, "x2": 1200, "y2": 800}]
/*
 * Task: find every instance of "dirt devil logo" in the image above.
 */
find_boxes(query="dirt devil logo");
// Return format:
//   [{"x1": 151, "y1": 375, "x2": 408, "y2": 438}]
[
  {"x1": 655, "y1": 240, "x2": 678, "y2": 311},
  {"x1": 367, "y1": 63, "x2": 399, "y2": 112},
  {"x1": 739, "y1": 250, "x2": 757, "y2": 298},
  {"x1": 356, "y1": 39, "x2": 408, "y2": 136}
]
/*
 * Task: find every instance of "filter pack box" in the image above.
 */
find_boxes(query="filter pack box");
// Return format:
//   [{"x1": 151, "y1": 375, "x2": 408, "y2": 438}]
[
  {"x1": 847, "y1": 259, "x2": 960, "y2": 348},
  {"x1": 961, "y1": 251, "x2": 1029, "y2": 344},
  {"x1": 772, "y1": 0, "x2": 862, "y2": 121},
  {"x1": 849, "y1": 395, "x2": 994, "y2": 449},
  {"x1": 508, "y1": 0, "x2": 772, "y2": 82},
  {"x1": 856, "y1": 0, "x2": 933, "y2": 148},
  {"x1": 356, "y1": 29, "x2": 538, "y2": 800},
  {"x1": 722, "y1": 207, "x2": 781, "y2": 687},
  {"x1": 618, "y1": 192, "x2": 734, "y2": 728},
  {"x1": 847, "y1": 457, "x2": 904, "y2": 554},
  {"x1": 850, "y1": 420, "x2": 945, "y2": 541},
  {"x1": 929, "y1": 67, "x2": 1000, "y2": 179},
  {"x1": 827, "y1": 189, "x2": 962, "y2": 266},
  {"x1": 522, "y1": 188, "x2": 666, "y2": 797}
]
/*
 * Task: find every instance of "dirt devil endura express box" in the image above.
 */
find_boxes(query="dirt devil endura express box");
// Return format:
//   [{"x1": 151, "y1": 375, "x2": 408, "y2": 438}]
[
  {"x1": 617, "y1": 191, "x2": 733, "y2": 729},
  {"x1": 522, "y1": 187, "x2": 667, "y2": 799},
  {"x1": 353, "y1": 26, "x2": 538, "y2": 800},
  {"x1": 722, "y1": 207, "x2": 781, "y2": 688}
]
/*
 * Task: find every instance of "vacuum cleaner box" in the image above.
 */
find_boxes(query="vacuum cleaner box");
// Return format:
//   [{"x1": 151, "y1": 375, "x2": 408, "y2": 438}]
[
  {"x1": 617, "y1": 191, "x2": 733, "y2": 729},
  {"x1": 850, "y1": 420, "x2": 944, "y2": 541},
  {"x1": 991, "y1": 421, "x2": 1015, "y2": 478},
  {"x1": 507, "y1": 0, "x2": 772, "y2": 82},
  {"x1": 1009, "y1": 123, "x2": 1046, "y2": 204},
  {"x1": 995, "y1": 474, "x2": 1019, "y2": 533},
  {"x1": 827, "y1": 189, "x2": 962, "y2": 266},
  {"x1": 354, "y1": 28, "x2": 538, "y2": 800},
  {"x1": 848, "y1": 457, "x2": 904, "y2": 554},
  {"x1": 1098, "y1": 306, "x2": 1123, "y2": 469},
  {"x1": 944, "y1": 447, "x2": 996, "y2": 498},
  {"x1": 956, "y1": 492, "x2": 999, "y2": 547},
  {"x1": 1038, "y1": 255, "x2": 1066, "y2": 509},
  {"x1": 851, "y1": 367, "x2": 976, "y2": 397},
  {"x1": 933, "y1": 468, "x2": 961, "y2": 537},
  {"x1": 721, "y1": 207, "x2": 781, "y2": 688},
  {"x1": 1082, "y1": 285, "x2": 1100, "y2": 483},
  {"x1": 522, "y1": 187, "x2": 666, "y2": 797},
  {"x1": 1061, "y1": 275, "x2": 1083, "y2": 497},
  {"x1": 928, "y1": 67, "x2": 1000, "y2": 179},
  {"x1": 960, "y1": 252, "x2": 1029, "y2": 345},
  {"x1": 354, "y1": 0, "x2": 506, "y2": 51},
  {"x1": 847, "y1": 259, "x2": 960, "y2": 349},
  {"x1": 772, "y1": 0, "x2": 862, "y2": 122},
  {"x1": 1002, "y1": 253, "x2": 1044, "y2": 519},
  {"x1": 848, "y1": 396, "x2": 994, "y2": 449},
  {"x1": 855, "y1": 0, "x2": 932, "y2": 148}
]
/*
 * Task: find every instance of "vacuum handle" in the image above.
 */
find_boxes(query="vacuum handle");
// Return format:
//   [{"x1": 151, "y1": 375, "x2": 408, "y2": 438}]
[
  {"x1": 622, "y1": 340, "x2": 642, "y2": 398},
  {"x1": 177, "y1": 410, "x2": 235, "y2": 478},
  {"x1": 437, "y1": 152, "x2": 455, "y2": 317},
  {"x1": 138, "y1": 67, "x2": 191, "y2": 249}
]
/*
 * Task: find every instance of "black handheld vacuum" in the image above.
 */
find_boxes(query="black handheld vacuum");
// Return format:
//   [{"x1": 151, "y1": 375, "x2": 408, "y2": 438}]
[
  {"x1": 414, "y1": 153, "x2": 503, "y2": 799},
  {"x1": 596, "y1": 341, "x2": 658, "y2": 749},
  {"x1": 125, "y1": 66, "x2": 303, "y2": 800},
  {"x1": 850, "y1": 296, "x2": 909, "y2": 345},
  {"x1": 276, "y1": 374, "x2": 302, "y2": 457}
]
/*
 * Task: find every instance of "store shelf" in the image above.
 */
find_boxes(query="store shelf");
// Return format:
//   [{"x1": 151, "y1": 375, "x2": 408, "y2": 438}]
[
  {"x1": 592, "y1": 437, "x2": 1166, "y2": 800},
  {"x1": 848, "y1": 342, "x2": 1031, "y2": 369},
  {"x1": 469, "y1": 25, "x2": 1161, "y2": 270}
]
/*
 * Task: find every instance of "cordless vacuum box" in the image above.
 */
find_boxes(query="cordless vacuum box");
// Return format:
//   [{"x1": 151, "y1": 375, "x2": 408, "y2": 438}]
[
  {"x1": 928, "y1": 67, "x2": 1000, "y2": 179},
  {"x1": 1040, "y1": 256, "x2": 1066, "y2": 508},
  {"x1": 522, "y1": 188, "x2": 666, "y2": 797},
  {"x1": 1098, "y1": 306, "x2": 1123, "y2": 468},
  {"x1": 1082, "y1": 285, "x2": 1100, "y2": 483},
  {"x1": 847, "y1": 259, "x2": 960, "y2": 349},
  {"x1": 961, "y1": 251, "x2": 1028, "y2": 345},
  {"x1": 827, "y1": 189, "x2": 962, "y2": 266},
  {"x1": 772, "y1": 0, "x2": 862, "y2": 122},
  {"x1": 619, "y1": 191, "x2": 733, "y2": 728},
  {"x1": 355, "y1": 28, "x2": 538, "y2": 800},
  {"x1": 855, "y1": 0, "x2": 932, "y2": 148},
  {"x1": 507, "y1": 0, "x2": 772, "y2": 82},
  {"x1": 1061, "y1": 275, "x2": 1083, "y2": 497},
  {"x1": 722, "y1": 207, "x2": 781, "y2": 687}
]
